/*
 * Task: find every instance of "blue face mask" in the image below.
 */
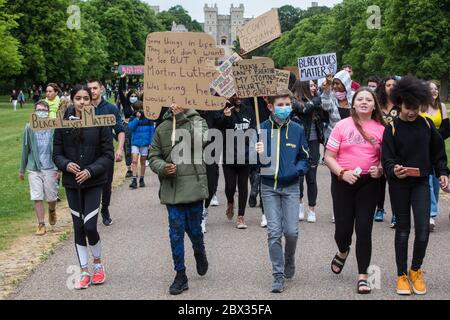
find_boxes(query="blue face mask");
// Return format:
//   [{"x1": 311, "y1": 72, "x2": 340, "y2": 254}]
[{"x1": 274, "y1": 105, "x2": 292, "y2": 121}]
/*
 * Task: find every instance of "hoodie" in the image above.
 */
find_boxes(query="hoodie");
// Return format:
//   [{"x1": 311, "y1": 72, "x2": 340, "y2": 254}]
[{"x1": 321, "y1": 70, "x2": 353, "y2": 138}]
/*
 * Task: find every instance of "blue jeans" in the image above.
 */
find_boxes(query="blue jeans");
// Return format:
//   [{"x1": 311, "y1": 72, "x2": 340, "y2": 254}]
[
  {"x1": 261, "y1": 182, "x2": 300, "y2": 278},
  {"x1": 166, "y1": 201, "x2": 205, "y2": 272},
  {"x1": 429, "y1": 175, "x2": 440, "y2": 217}
]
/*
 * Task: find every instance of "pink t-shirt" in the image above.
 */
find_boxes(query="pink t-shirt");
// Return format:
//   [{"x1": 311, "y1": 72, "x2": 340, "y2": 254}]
[{"x1": 326, "y1": 117, "x2": 385, "y2": 174}]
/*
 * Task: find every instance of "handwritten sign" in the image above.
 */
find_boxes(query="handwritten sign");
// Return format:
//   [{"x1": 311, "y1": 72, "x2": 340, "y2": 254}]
[
  {"x1": 297, "y1": 52, "x2": 337, "y2": 81},
  {"x1": 232, "y1": 58, "x2": 277, "y2": 98},
  {"x1": 119, "y1": 65, "x2": 145, "y2": 75},
  {"x1": 237, "y1": 9, "x2": 281, "y2": 54},
  {"x1": 275, "y1": 69, "x2": 290, "y2": 92},
  {"x1": 144, "y1": 32, "x2": 227, "y2": 120},
  {"x1": 210, "y1": 52, "x2": 242, "y2": 98},
  {"x1": 30, "y1": 106, "x2": 116, "y2": 131}
]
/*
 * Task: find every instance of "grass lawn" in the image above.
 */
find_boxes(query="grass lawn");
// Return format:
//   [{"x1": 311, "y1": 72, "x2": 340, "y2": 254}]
[{"x1": 0, "y1": 96, "x2": 63, "y2": 250}]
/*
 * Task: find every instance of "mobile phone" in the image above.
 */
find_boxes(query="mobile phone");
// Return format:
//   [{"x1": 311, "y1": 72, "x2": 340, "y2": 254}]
[{"x1": 404, "y1": 167, "x2": 420, "y2": 177}]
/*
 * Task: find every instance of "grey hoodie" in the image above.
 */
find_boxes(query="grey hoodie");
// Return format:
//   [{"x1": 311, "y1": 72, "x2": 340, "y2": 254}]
[{"x1": 321, "y1": 70, "x2": 353, "y2": 139}]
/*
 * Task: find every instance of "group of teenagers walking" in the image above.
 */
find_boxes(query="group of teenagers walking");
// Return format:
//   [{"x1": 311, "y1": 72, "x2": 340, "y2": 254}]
[{"x1": 19, "y1": 68, "x2": 450, "y2": 296}]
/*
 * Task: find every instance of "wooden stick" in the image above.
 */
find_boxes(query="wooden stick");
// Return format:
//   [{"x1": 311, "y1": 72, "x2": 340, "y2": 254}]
[
  {"x1": 171, "y1": 115, "x2": 176, "y2": 147},
  {"x1": 254, "y1": 96, "x2": 261, "y2": 135}
]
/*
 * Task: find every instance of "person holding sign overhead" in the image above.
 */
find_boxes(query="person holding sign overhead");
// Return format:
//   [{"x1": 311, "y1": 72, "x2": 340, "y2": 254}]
[
  {"x1": 53, "y1": 85, "x2": 114, "y2": 289},
  {"x1": 148, "y1": 103, "x2": 209, "y2": 296},
  {"x1": 381, "y1": 77, "x2": 448, "y2": 296}
]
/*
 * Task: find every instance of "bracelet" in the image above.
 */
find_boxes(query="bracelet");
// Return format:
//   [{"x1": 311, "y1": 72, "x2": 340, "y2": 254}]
[{"x1": 338, "y1": 169, "x2": 349, "y2": 181}]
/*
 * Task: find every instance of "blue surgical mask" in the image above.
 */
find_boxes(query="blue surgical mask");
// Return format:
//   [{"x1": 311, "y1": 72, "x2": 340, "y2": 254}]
[
  {"x1": 36, "y1": 111, "x2": 49, "y2": 118},
  {"x1": 274, "y1": 105, "x2": 292, "y2": 121},
  {"x1": 130, "y1": 97, "x2": 138, "y2": 104}
]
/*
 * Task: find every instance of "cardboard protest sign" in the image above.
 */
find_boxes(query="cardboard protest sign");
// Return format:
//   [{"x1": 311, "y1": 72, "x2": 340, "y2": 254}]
[
  {"x1": 119, "y1": 65, "x2": 145, "y2": 75},
  {"x1": 232, "y1": 58, "x2": 277, "y2": 98},
  {"x1": 275, "y1": 69, "x2": 290, "y2": 92},
  {"x1": 237, "y1": 9, "x2": 281, "y2": 54},
  {"x1": 297, "y1": 52, "x2": 337, "y2": 81},
  {"x1": 210, "y1": 52, "x2": 242, "y2": 98},
  {"x1": 144, "y1": 32, "x2": 227, "y2": 120},
  {"x1": 30, "y1": 106, "x2": 116, "y2": 131}
]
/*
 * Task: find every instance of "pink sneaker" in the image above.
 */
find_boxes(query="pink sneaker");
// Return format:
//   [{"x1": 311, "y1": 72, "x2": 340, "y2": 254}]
[
  {"x1": 75, "y1": 272, "x2": 91, "y2": 290},
  {"x1": 92, "y1": 264, "x2": 105, "y2": 285}
]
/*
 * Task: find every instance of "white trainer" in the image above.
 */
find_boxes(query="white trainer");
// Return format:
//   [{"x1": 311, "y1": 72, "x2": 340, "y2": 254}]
[
  {"x1": 299, "y1": 203, "x2": 305, "y2": 221},
  {"x1": 260, "y1": 214, "x2": 267, "y2": 228},
  {"x1": 429, "y1": 217, "x2": 435, "y2": 232},
  {"x1": 210, "y1": 194, "x2": 219, "y2": 206},
  {"x1": 201, "y1": 217, "x2": 207, "y2": 233},
  {"x1": 307, "y1": 210, "x2": 316, "y2": 223}
]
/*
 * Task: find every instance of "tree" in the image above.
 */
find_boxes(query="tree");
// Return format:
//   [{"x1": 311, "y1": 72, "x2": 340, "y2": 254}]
[
  {"x1": 158, "y1": 5, "x2": 203, "y2": 32},
  {"x1": 278, "y1": 5, "x2": 302, "y2": 33},
  {"x1": 6, "y1": 0, "x2": 89, "y2": 85},
  {"x1": 0, "y1": 0, "x2": 22, "y2": 79}
]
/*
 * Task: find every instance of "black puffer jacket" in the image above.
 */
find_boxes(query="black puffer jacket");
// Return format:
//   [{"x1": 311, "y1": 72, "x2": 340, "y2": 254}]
[{"x1": 53, "y1": 111, "x2": 114, "y2": 189}]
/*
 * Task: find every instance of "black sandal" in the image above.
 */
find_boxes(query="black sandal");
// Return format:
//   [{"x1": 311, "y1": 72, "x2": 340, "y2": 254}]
[
  {"x1": 357, "y1": 279, "x2": 372, "y2": 294},
  {"x1": 331, "y1": 248, "x2": 350, "y2": 274}
]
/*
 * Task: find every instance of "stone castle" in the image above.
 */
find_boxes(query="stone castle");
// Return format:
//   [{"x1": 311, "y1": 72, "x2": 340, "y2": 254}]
[{"x1": 203, "y1": 4, "x2": 252, "y2": 46}]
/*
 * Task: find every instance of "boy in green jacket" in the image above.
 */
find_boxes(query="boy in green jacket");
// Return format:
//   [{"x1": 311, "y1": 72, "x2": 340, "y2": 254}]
[
  {"x1": 19, "y1": 100, "x2": 58, "y2": 236},
  {"x1": 149, "y1": 103, "x2": 209, "y2": 295}
]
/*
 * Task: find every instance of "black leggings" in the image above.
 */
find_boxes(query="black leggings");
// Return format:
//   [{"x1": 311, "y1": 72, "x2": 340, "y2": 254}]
[
  {"x1": 205, "y1": 163, "x2": 219, "y2": 209},
  {"x1": 331, "y1": 174, "x2": 379, "y2": 274},
  {"x1": 300, "y1": 139, "x2": 320, "y2": 207},
  {"x1": 66, "y1": 186, "x2": 102, "y2": 268},
  {"x1": 223, "y1": 164, "x2": 250, "y2": 216},
  {"x1": 377, "y1": 176, "x2": 386, "y2": 210},
  {"x1": 102, "y1": 162, "x2": 114, "y2": 209},
  {"x1": 388, "y1": 178, "x2": 430, "y2": 276}
]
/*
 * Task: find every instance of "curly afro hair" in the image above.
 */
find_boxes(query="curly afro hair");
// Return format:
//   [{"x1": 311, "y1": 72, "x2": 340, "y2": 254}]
[{"x1": 390, "y1": 76, "x2": 432, "y2": 110}]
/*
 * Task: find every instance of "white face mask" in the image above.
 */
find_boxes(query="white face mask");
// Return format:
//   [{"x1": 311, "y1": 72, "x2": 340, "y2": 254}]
[
  {"x1": 35, "y1": 111, "x2": 49, "y2": 118},
  {"x1": 130, "y1": 97, "x2": 138, "y2": 104}
]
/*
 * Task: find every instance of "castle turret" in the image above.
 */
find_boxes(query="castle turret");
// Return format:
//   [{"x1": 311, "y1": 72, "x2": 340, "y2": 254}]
[
  {"x1": 204, "y1": 4, "x2": 218, "y2": 42},
  {"x1": 230, "y1": 4, "x2": 245, "y2": 44}
]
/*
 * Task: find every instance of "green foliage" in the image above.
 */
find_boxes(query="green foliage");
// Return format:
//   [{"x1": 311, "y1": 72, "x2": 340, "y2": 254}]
[
  {"x1": 269, "y1": 0, "x2": 449, "y2": 87},
  {"x1": 157, "y1": 5, "x2": 203, "y2": 32},
  {"x1": 0, "y1": 0, "x2": 22, "y2": 77}
]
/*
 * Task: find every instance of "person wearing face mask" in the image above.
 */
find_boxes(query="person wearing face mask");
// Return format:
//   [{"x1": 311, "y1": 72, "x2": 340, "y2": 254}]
[
  {"x1": 20, "y1": 100, "x2": 59, "y2": 235},
  {"x1": 382, "y1": 77, "x2": 448, "y2": 296},
  {"x1": 254, "y1": 89, "x2": 310, "y2": 293},
  {"x1": 45, "y1": 83, "x2": 61, "y2": 119},
  {"x1": 325, "y1": 88, "x2": 385, "y2": 294},
  {"x1": 217, "y1": 95, "x2": 256, "y2": 229},
  {"x1": 119, "y1": 72, "x2": 139, "y2": 178},
  {"x1": 321, "y1": 70, "x2": 353, "y2": 139},
  {"x1": 53, "y1": 85, "x2": 114, "y2": 289}
]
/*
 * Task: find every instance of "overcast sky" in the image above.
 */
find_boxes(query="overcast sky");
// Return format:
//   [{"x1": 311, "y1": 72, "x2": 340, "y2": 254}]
[{"x1": 145, "y1": 0, "x2": 343, "y2": 22}]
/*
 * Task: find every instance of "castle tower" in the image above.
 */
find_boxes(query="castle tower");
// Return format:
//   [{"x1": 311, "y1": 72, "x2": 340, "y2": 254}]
[
  {"x1": 230, "y1": 4, "x2": 244, "y2": 45},
  {"x1": 204, "y1": 4, "x2": 218, "y2": 43}
]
